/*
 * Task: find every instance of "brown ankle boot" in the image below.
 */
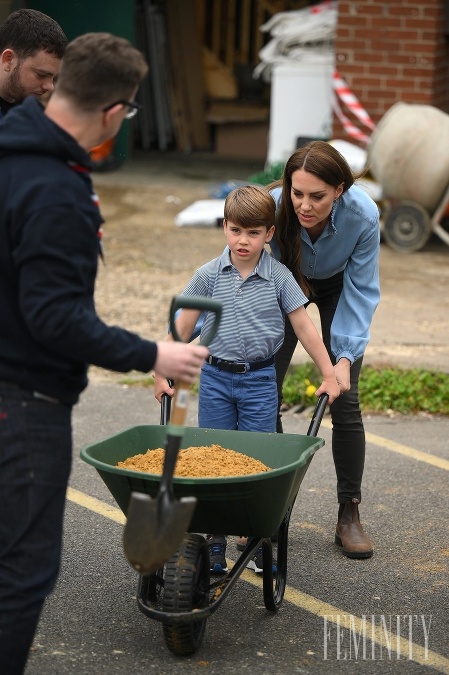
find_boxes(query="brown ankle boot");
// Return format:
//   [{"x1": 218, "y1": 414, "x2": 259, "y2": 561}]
[{"x1": 335, "y1": 498, "x2": 373, "y2": 559}]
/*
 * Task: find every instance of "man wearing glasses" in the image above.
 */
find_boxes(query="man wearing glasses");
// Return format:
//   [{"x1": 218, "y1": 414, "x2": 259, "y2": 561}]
[
  {"x1": 0, "y1": 32, "x2": 208, "y2": 675},
  {"x1": 0, "y1": 8, "x2": 67, "y2": 117}
]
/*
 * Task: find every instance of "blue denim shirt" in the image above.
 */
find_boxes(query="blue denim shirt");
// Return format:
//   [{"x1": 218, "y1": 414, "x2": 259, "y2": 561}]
[{"x1": 269, "y1": 184, "x2": 380, "y2": 364}]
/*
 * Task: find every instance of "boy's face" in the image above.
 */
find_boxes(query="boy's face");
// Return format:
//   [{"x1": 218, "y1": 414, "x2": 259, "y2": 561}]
[{"x1": 223, "y1": 219, "x2": 274, "y2": 267}]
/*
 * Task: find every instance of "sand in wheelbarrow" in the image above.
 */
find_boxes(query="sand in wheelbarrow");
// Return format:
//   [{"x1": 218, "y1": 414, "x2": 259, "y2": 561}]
[{"x1": 117, "y1": 444, "x2": 271, "y2": 478}]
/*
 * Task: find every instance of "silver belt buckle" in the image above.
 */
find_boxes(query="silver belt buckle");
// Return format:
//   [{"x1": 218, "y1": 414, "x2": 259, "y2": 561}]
[{"x1": 33, "y1": 391, "x2": 60, "y2": 404}]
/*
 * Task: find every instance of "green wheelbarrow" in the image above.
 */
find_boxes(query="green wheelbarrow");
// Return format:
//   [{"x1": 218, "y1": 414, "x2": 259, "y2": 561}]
[{"x1": 80, "y1": 394, "x2": 328, "y2": 657}]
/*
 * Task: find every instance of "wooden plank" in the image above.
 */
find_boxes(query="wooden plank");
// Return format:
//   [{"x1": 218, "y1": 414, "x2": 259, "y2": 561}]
[
  {"x1": 239, "y1": 0, "x2": 251, "y2": 64},
  {"x1": 166, "y1": 0, "x2": 210, "y2": 150},
  {"x1": 194, "y1": 0, "x2": 205, "y2": 39},
  {"x1": 211, "y1": 0, "x2": 222, "y2": 57},
  {"x1": 207, "y1": 101, "x2": 269, "y2": 124},
  {"x1": 165, "y1": 2, "x2": 193, "y2": 150},
  {"x1": 225, "y1": 0, "x2": 236, "y2": 72}
]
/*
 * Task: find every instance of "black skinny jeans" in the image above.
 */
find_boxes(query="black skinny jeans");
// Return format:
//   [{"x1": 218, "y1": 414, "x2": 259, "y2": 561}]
[{"x1": 275, "y1": 272, "x2": 365, "y2": 504}]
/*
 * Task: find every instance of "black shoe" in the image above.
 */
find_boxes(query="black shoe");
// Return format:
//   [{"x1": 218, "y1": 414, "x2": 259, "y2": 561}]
[{"x1": 207, "y1": 534, "x2": 228, "y2": 573}]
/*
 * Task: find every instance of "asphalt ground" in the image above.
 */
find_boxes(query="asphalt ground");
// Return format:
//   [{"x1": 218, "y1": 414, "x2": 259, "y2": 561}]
[{"x1": 24, "y1": 382, "x2": 449, "y2": 675}]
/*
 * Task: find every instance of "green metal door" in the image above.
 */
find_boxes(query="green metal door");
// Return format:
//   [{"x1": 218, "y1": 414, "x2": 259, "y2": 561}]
[{"x1": 27, "y1": 0, "x2": 137, "y2": 162}]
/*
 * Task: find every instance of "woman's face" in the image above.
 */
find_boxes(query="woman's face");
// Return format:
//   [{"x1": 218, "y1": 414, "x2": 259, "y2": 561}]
[{"x1": 290, "y1": 168, "x2": 343, "y2": 237}]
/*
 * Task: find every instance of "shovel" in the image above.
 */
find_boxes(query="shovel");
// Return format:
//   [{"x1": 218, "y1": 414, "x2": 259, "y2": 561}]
[{"x1": 123, "y1": 295, "x2": 222, "y2": 575}]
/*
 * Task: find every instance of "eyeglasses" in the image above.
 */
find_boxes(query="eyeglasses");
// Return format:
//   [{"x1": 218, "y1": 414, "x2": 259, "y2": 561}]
[{"x1": 102, "y1": 99, "x2": 142, "y2": 120}]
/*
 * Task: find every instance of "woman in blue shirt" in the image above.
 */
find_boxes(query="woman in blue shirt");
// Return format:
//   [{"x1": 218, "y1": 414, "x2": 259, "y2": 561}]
[{"x1": 269, "y1": 140, "x2": 380, "y2": 560}]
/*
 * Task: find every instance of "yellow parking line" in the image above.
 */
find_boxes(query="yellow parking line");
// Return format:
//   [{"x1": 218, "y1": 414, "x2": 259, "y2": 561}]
[
  {"x1": 320, "y1": 419, "x2": 449, "y2": 471},
  {"x1": 67, "y1": 487, "x2": 126, "y2": 524},
  {"x1": 66, "y1": 484, "x2": 449, "y2": 672}
]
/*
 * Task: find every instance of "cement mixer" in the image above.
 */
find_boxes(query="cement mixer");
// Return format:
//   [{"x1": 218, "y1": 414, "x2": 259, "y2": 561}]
[{"x1": 368, "y1": 102, "x2": 449, "y2": 252}]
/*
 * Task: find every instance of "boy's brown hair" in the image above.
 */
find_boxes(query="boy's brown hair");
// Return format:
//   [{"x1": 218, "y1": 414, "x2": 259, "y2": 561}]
[{"x1": 224, "y1": 185, "x2": 275, "y2": 229}]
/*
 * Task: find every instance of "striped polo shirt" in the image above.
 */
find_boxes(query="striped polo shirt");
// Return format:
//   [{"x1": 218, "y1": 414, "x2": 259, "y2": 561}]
[{"x1": 181, "y1": 247, "x2": 308, "y2": 362}]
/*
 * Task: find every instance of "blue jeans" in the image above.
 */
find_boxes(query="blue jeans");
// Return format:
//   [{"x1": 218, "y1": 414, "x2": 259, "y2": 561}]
[
  {"x1": 0, "y1": 384, "x2": 72, "y2": 675},
  {"x1": 198, "y1": 362, "x2": 278, "y2": 432}
]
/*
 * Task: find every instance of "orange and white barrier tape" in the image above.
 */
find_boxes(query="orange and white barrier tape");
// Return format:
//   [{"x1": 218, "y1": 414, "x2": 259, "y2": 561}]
[{"x1": 332, "y1": 70, "x2": 376, "y2": 144}]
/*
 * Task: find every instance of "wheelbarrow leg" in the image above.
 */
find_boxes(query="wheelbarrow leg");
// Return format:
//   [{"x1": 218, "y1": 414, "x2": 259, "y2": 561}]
[{"x1": 262, "y1": 512, "x2": 289, "y2": 612}]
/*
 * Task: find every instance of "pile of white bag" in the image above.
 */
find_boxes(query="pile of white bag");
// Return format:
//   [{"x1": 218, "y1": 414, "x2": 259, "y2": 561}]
[{"x1": 253, "y1": 0, "x2": 337, "y2": 82}]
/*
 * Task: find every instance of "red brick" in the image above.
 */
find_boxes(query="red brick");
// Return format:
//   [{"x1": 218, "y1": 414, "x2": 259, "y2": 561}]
[
  {"x1": 367, "y1": 65, "x2": 402, "y2": 77},
  {"x1": 388, "y1": 6, "x2": 422, "y2": 17},
  {"x1": 385, "y1": 78, "x2": 422, "y2": 89},
  {"x1": 340, "y1": 16, "x2": 374, "y2": 28},
  {"x1": 384, "y1": 29, "x2": 421, "y2": 40},
  {"x1": 386, "y1": 54, "x2": 418, "y2": 64},
  {"x1": 402, "y1": 42, "x2": 437, "y2": 53},
  {"x1": 405, "y1": 18, "x2": 440, "y2": 31},
  {"x1": 353, "y1": 4, "x2": 384, "y2": 15}
]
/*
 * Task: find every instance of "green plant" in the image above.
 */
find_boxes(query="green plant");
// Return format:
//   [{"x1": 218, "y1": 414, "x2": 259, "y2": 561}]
[
  {"x1": 281, "y1": 363, "x2": 322, "y2": 409},
  {"x1": 358, "y1": 366, "x2": 449, "y2": 415},
  {"x1": 247, "y1": 162, "x2": 285, "y2": 186},
  {"x1": 282, "y1": 364, "x2": 449, "y2": 415}
]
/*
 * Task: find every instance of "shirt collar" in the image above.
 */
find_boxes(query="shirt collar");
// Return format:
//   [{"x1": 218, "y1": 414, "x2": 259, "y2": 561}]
[{"x1": 219, "y1": 246, "x2": 272, "y2": 280}]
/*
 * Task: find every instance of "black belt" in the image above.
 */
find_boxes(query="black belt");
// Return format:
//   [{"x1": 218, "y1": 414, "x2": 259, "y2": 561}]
[
  {"x1": 0, "y1": 380, "x2": 61, "y2": 404},
  {"x1": 206, "y1": 356, "x2": 274, "y2": 374}
]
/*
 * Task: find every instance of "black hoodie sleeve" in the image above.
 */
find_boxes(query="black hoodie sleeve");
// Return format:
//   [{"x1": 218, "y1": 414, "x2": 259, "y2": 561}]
[{"x1": 14, "y1": 200, "x2": 157, "y2": 374}]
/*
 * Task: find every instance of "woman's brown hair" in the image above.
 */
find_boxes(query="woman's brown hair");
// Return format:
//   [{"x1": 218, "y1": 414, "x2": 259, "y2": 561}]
[{"x1": 269, "y1": 140, "x2": 357, "y2": 295}]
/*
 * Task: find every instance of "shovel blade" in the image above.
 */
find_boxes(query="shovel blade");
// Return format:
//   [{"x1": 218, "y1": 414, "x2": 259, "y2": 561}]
[{"x1": 123, "y1": 491, "x2": 197, "y2": 575}]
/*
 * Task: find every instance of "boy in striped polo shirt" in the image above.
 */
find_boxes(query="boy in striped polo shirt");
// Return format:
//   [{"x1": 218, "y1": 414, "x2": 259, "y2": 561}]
[{"x1": 154, "y1": 185, "x2": 340, "y2": 574}]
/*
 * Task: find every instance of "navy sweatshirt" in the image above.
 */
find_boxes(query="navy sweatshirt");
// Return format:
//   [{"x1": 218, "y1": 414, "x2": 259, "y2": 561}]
[{"x1": 0, "y1": 96, "x2": 157, "y2": 405}]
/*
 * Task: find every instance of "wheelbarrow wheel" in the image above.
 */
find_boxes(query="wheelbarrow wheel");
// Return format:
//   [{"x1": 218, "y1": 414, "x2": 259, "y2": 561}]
[
  {"x1": 162, "y1": 533, "x2": 210, "y2": 656},
  {"x1": 383, "y1": 201, "x2": 431, "y2": 253}
]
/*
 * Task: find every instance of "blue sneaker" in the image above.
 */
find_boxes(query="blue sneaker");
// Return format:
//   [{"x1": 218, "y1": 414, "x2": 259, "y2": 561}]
[
  {"x1": 207, "y1": 535, "x2": 228, "y2": 574},
  {"x1": 246, "y1": 545, "x2": 277, "y2": 575}
]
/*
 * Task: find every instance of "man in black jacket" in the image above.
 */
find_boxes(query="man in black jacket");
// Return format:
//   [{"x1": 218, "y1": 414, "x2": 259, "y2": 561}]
[
  {"x1": 0, "y1": 8, "x2": 67, "y2": 117},
  {"x1": 0, "y1": 32, "x2": 208, "y2": 675}
]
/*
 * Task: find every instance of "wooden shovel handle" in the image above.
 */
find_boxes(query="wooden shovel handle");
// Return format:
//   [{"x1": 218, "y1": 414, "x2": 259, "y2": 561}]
[{"x1": 170, "y1": 379, "x2": 190, "y2": 426}]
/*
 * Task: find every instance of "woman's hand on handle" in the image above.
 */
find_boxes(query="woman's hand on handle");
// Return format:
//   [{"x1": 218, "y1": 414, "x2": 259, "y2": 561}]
[{"x1": 334, "y1": 357, "x2": 351, "y2": 393}]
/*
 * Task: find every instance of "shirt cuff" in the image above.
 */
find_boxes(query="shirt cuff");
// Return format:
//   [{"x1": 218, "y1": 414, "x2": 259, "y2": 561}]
[{"x1": 334, "y1": 351, "x2": 356, "y2": 365}]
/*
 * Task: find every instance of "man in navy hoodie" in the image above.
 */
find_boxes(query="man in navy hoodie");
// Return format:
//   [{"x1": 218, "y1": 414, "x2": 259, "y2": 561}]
[
  {"x1": 0, "y1": 32, "x2": 208, "y2": 674},
  {"x1": 0, "y1": 8, "x2": 67, "y2": 117}
]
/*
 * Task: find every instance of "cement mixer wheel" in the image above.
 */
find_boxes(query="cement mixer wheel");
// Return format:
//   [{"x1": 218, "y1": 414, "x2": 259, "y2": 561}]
[{"x1": 383, "y1": 201, "x2": 431, "y2": 253}]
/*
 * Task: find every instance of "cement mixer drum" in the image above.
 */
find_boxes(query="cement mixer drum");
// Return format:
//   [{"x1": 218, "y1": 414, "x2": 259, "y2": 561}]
[{"x1": 368, "y1": 102, "x2": 449, "y2": 213}]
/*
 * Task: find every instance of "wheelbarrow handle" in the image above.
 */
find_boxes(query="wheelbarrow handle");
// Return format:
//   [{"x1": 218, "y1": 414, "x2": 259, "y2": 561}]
[
  {"x1": 307, "y1": 394, "x2": 329, "y2": 437},
  {"x1": 160, "y1": 390, "x2": 172, "y2": 426},
  {"x1": 169, "y1": 295, "x2": 222, "y2": 347}
]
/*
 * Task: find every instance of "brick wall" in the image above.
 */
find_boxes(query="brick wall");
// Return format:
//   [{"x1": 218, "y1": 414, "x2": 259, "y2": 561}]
[{"x1": 333, "y1": 0, "x2": 449, "y2": 142}]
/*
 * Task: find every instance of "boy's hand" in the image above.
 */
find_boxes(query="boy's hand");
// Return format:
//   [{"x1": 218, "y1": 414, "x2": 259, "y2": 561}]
[{"x1": 153, "y1": 373, "x2": 175, "y2": 403}]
